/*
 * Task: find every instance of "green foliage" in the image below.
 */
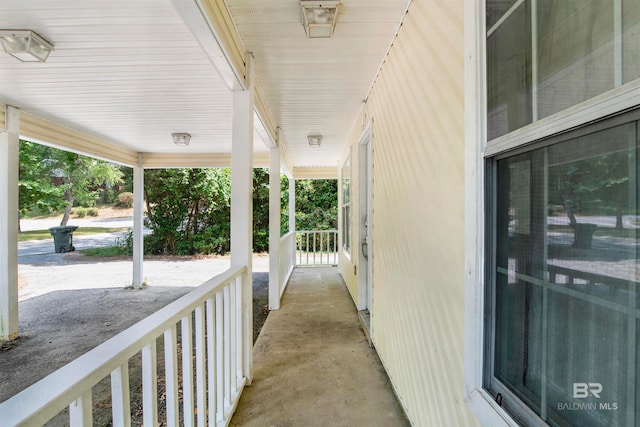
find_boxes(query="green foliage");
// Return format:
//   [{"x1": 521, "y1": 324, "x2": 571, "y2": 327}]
[
  {"x1": 144, "y1": 168, "x2": 231, "y2": 255},
  {"x1": 18, "y1": 139, "x2": 124, "y2": 225},
  {"x1": 294, "y1": 179, "x2": 338, "y2": 231},
  {"x1": 18, "y1": 140, "x2": 66, "y2": 216},
  {"x1": 142, "y1": 168, "x2": 338, "y2": 256},
  {"x1": 116, "y1": 192, "x2": 135, "y2": 208},
  {"x1": 100, "y1": 188, "x2": 117, "y2": 204},
  {"x1": 83, "y1": 229, "x2": 134, "y2": 257},
  {"x1": 59, "y1": 152, "x2": 123, "y2": 211},
  {"x1": 120, "y1": 166, "x2": 134, "y2": 193},
  {"x1": 81, "y1": 245, "x2": 129, "y2": 257},
  {"x1": 252, "y1": 169, "x2": 293, "y2": 252},
  {"x1": 252, "y1": 169, "x2": 270, "y2": 252},
  {"x1": 74, "y1": 207, "x2": 87, "y2": 218},
  {"x1": 549, "y1": 150, "x2": 633, "y2": 229},
  {"x1": 87, "y1": 207, "x2": 99, "y2": 217}
]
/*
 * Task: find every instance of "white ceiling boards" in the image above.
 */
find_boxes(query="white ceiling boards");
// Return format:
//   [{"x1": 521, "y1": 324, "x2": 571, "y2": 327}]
[{"x1": 0, "y1": 0, "x2": 410, "y2": 172}]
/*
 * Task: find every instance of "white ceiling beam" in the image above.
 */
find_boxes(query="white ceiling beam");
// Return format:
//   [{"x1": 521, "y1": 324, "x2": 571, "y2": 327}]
[
  {"x1": 170, "y1": 0, "x2": 245, "y2": 91},
  {"x1": 141, "y1": 152, "x2": 269, "y2": 169},
  {"x1": 19, "y1": 110, "x2": 138, "y2": 167},
  {"x1": 293, "y1": 167, "x2": 338, "y2": 180}
]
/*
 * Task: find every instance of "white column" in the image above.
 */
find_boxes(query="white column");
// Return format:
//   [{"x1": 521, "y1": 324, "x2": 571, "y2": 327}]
[
  {"x1": 0, "y1": 106, "x2": 19, "y2": 340},
  {"x1": 288, "y1": 178, "x2": 295, "y2": 233},
  {"x1": 288, "y1": 177, "x2": 296, "y2": 268},
  {"x1": 231, "y1": 53, "x2": 254, "y2": 383},
  {"x1": 132, "y1": 154, "x2": 144, "y2": 286},
  {"x1": 268, "y1": 148, "x2": 281, "y2": 310}
]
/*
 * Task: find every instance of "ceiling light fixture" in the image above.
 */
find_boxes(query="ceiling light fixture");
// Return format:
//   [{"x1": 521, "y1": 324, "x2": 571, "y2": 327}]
[
  {"x1": 172, "y1": 133, "x2": 191, "y2": 146},
  {"x1": 0, "y1": 30, "x2": 54, "y2": 62},
  {"x1": 307, "y1": 134, "x2": 322, "y2": 147},
  {"x1": 300, "y1": 1, "x2": 341, "y2": 38}
]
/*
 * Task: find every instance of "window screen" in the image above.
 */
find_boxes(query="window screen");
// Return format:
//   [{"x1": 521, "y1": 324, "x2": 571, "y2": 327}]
[{"x1": 486, "y1": 118, "x2": 640, "y2": 426}]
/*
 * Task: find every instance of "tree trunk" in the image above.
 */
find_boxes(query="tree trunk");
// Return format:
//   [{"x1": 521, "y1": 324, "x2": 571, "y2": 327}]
[
  {"x1": 60, "y1": 187, "x2": 74, "y2": 226},
  {"x1": 616, "y1": 205, "x2": 624, "y2": 230},
  {"x1": 563, "y1": 196, "x2": 577, "y2": 227}
]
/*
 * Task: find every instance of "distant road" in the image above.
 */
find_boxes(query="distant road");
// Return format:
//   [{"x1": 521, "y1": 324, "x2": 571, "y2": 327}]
[
  {"x1": 18, "y1": 216, "x2": 150, "y2": 257},
  {"x1": 20, "y1": 216, "x2": 138, "y2": 232}
]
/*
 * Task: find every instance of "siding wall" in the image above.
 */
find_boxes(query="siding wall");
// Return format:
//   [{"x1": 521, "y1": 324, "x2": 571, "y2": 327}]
[{"x1": 339, "y1": 1, "x2": 479, "y2": 425}]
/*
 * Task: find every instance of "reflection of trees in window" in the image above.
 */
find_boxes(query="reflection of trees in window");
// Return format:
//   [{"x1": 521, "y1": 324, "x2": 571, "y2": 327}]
[
  {"x1": 550, "y1": 151, "x2": 631, "y2": 229},
  {"x1": 487, "y1": 117, "x2": 639, "y2": 427}
]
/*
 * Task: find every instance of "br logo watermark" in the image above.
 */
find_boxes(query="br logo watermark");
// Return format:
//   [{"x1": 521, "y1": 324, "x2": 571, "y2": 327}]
[
  {"x1": 573, "y1": 383, "x2": 602, "y2": 399},
  {"x1": 557, "y1": 383, "x2": 619, "y2": 411}
]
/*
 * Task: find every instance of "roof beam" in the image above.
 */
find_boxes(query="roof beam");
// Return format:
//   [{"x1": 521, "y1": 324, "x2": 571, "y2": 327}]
[
  {"x1": 19, "y1": 110, "x2": 138, "y2": 167},
  {"x1": 293, "y1": 167, "x2": 338, "y2": 180},
  {"x1": 141, "y1": 152, "x2": 269, "y2": 169},
  {"x1": 170, "y1": 0, "x2": 245, "y2": 91}
]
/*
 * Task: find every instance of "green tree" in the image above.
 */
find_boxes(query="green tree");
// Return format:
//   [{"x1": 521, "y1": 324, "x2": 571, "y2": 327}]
[
  {"x1": 294, "y1": 179, "x2": 338, "y2": 230},
  {"x1": 18, "y1": 140, "x2": 66, "y2": 224},
  {"x1": 550, "y1": 151, "x2": 631, "y2": 229},
  {"x1": 142, "y1": 168, "x2": 338, "y2": 255},
  {"x1": 144, "y1": 168, "x2": 231, "y2": 255},
  {"x1": 53, "y1": 150, "x2": 123, "y2": 225},
  {"x1": 19, "y1": 140, "x2": 123, "y2": 227},
  {"x1": 252, "y1": 168, "x2": 290, "y2": 252}
]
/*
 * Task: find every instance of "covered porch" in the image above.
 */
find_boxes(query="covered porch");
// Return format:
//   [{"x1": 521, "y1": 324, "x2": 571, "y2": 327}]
[
  {"x1": 0, "y1": 0, "x2": 418, "y2": 424},
  {"x1": 0, "y1": 264, "x2": 408, "y2": 425}
]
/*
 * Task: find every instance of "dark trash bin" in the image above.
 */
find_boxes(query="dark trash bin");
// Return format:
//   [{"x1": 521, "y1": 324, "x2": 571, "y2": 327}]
[
  {"x1": 572, "y1": 223, "x2": 597, "y2": 249},
  {"x1": 49, "y1": 225, "x2": 79, "y2": 253}
]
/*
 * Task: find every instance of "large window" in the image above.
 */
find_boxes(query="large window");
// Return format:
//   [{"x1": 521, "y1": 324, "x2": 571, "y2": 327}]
[
  {"x1": 487, "y1": 0, "x2": 640, "y2": 141},
  {"x1": 479, "y1": 2, "x2": 640, "y2": 425},
  {"x1": 485, "y1": 115, "x2": 640, "y2": 426}
]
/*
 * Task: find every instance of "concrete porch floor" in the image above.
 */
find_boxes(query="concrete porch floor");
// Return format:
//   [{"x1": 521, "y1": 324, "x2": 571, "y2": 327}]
[{"x1": 231, "y1": 267, "x2": 410, "y2": 426}]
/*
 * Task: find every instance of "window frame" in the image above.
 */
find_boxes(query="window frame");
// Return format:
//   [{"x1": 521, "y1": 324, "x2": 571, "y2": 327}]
[
  {"x1": 463, "y1": 1, "x2": 640, "y2": 426},
  {"x1": 484, "y1": 109, "x2": 640, "y2": 426}
]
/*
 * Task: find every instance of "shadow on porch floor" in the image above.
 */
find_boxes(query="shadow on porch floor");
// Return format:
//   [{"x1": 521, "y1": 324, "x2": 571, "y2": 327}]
[{"x1": 231, "y1": 267, "x2": 410, "y2": 426}]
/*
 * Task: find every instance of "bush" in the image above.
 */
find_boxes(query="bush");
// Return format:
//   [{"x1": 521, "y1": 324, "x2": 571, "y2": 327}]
[
  {"x1": 75, "y1": 191, "x2": 98, "y2": 208},
  {"x1": 101, "y1": 188, "x2": 117, "y2": 204},
  {"x1": 116, "y1": 192, "x2": 134, "y2": 208},
  {"x1": 87, "y1": 207, "x2": 99, "y2": 217},
  {"x1": 74, "y1": 207, "x2": 87, "y2": 218},
  {"x1": 116, "y1": 229, "x2": 134, "y2": 255}
]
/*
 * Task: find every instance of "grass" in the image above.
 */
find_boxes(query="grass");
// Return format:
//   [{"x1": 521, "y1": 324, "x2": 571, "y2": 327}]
[
  {"x1": 81, "y1": 246, "x2": 130, "y2": 257},
  {"x1": 18, "y1": 227, "x2": 129, "y2": 242}
]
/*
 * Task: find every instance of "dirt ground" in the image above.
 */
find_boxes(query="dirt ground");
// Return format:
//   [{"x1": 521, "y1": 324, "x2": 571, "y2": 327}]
[{"x1": 43, "y1": 204, "x2": 135, "y2": 221}]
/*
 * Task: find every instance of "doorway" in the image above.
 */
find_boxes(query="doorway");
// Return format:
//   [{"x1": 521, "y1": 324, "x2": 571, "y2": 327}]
[{"x1": 357, "y1": 123, "x2": 373, "y2": 344}]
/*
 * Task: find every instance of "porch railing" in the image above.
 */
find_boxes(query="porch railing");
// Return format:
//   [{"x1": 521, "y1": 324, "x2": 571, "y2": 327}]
[
  {"x1": 0, "y1": 266, "x2": 252, "y2": 427},
  {"x1": 279, "y1": 231, "x2": 296, "y2": 298},
  {"x1": 296, "y1": 230, "x2": 338, "y2": 266}
]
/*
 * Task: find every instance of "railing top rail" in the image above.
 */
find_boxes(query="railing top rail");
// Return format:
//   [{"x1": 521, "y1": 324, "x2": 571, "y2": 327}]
[
  {"x1": 548, "y1": 263, "x2": 638, "y2": 288},
  {"x1": 280, "y1": 230, "x2": 296, "y2": 239},
  {"x1": 295, "y1": 229, "x2": 338, "y2": 233},
  {"x1": 0, "y1": 265, "x2": 247, "y2": 426}
]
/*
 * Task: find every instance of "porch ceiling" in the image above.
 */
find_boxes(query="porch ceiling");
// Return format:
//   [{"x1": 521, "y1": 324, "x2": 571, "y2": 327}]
[{"x1": 0, "y1": 0, "x2": 409, "y2": 172}]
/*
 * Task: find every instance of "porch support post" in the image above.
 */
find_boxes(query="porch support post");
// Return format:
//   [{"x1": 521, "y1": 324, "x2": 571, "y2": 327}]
[
  {"x1": 288, "y1": 178, "x2": 295, "y2": 233},
  {"x1": 0, "y1": 106, "x2": 19, "y2": 340},
  {"x1": 268, "y1": 148, "x2": 281, "y2": 310},
  {"x1": 288, "y1": 177, "x2": 296, "y2": 268},
  {"x1": 132, "y1": 153, "x2": 144, "y2": 286},
  {"x1": 231, "y1": 53, "x2": 254, "y2": 383}
]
